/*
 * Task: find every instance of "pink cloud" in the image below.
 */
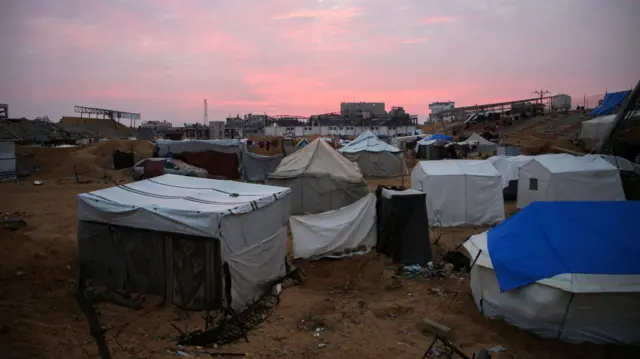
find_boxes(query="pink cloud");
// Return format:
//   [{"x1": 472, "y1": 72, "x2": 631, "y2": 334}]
[
  {"x1": 271, "y1": 7, "x2": 362, "y2": 21},
  {"x1": 400, "y1": 38, "x2": 428, "y2": 44},
  {"x1": 423, "y1": 16, "x2": 456, "y2": 24}
]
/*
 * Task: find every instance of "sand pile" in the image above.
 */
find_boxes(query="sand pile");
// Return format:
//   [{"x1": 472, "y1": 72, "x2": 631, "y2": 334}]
[{"x1": 17, "y1": 140, "x2": 154, "y2": 181}]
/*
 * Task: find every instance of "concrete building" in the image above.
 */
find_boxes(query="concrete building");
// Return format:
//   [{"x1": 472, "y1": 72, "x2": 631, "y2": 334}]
[
  {"x1": 340, "y1": 102, "x2": 387, "y2": 118},
  {"x1": 428, "y1": 101, "x2": 456, "y2": 123},
  {"x1": 140, "y1": 120, "x2": 173, "y2": 129},
  {"x1": 209, "y1": 121, "x2": 225, "y2": 139},
  {"x1": 264, "y1": 124, "x2": 417, "y2": 138}
]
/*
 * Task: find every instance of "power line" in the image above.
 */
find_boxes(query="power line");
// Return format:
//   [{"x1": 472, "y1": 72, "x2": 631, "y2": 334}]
[{"x1": 532, "y1": 90, "x2": 551, "y2": 101}]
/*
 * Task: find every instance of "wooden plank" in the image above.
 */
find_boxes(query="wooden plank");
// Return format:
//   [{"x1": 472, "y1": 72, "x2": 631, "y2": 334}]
[{"x1": 420, "y1": 317, "x2": 453, "y2": 338}]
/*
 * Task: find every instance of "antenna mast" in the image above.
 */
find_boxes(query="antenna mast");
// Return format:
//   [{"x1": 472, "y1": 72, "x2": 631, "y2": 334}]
[{"x1": 204, "y1": 99, "x2": 208, "y2": 127}]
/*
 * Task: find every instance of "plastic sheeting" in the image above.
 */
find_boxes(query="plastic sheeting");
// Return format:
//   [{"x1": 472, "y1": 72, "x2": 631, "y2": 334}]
[
  {"x1": 290, "y1": 193, "x2": 377, "y2": 259},
  {"x1": 339, "y1": 130, "x2": 401, "y2": 153},
  {"x1": 463, "y1": 207, "x2": 640, "y2": 345},
  {"x1": 460, "y1": 133, "x2": 497, "y2": 154},
  {"x1": 268, "y1": 139, "x2": 363, "y2": 182},
  {"x1": 242, "y1": 151, "x2": 283, "y2": 182},
  {"x1": 0, "y1": 140, "x2": 16, "y2": 179},
  {"x1": 486, "y1": 201, "x2": 640, "y2": 292},
  {"x1": 410, "y1": 160, "x2": 505, "y2": 227},
  {"x1": 588, "y1": 90, "x2": 631, "y2": 116},
  {"x1": 77, "y1": 174, "x2": 292, "y2": 311},
  {"x1": 579, "y1": 114, "x2": 616, "y2": 141},
  {"x1": 488, "y1": 155, "x2": 533, "y2": 188},
  {"x1": 516, "y1": 154, "x2": 626, "y2": 208}
]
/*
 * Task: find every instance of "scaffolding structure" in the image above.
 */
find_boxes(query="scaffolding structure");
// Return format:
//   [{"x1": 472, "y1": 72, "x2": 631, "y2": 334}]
[{"x1": 74, "y1": 105, "x2": 141, "y2": 127}]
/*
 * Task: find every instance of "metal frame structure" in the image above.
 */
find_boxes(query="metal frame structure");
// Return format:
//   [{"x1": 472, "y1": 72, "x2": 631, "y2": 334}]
[
  {"x1": 0, "y1": 104, "x2": 8, "y2": 120},
  {"x1": 74, "y1": 105, "x2": 141, "y2": 127},
  {"x1": 433, "y1": 96, "x2": 554, "y2": 119}
]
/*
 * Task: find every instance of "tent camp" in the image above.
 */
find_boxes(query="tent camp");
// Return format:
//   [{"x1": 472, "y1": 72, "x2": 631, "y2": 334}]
[
  {"x1": 488, "y1": 155, "x2": 533, "y2": 200},
  {"x1": 290, "y1": 193, "x2": 377, "y2": 259},
  {"x1": 266, "y1": 138, "x2": 369, "y2": 215},
  {"x1": 463, "y1": 201, "x2": 640, "y2": 345},
  {"x1": 375, "y1": 186, "x2": 432, "y2": 265},
  {"x1": 241, "y1": 151, "x2": 283, "y2": 182},
  {"x1": 76, "y1": 174, "x2": 292, "y2": 311},
  {"x1": 588, "y1": 90, "x2": 631, "y2": 116},
  {"x1": 411, "y1": 160, "x2": 505, "y2": 227},
  {"x1": 338, "y1": 130, "x2": 407, "y2": 177},
  {"x1": 458, "y1": 133, "x2": 497, "y2": 154},
  {"x1": 516, "y1": 154, "x2": 626, "y2": 208}
]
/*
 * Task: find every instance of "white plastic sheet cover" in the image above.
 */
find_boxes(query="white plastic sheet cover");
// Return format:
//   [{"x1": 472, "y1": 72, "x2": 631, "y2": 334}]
[
  {"x1": 290, "y1": 193, "x2": 377, "y2": 259},
  {"x1": 268, "y1": 138, "x2": 364, "y2": 182},
  {"x1": 586, "y1": 154, "x2": 640, "y2": 175},
  {"x1": 488, "y1": 155, "x2": 533, "y2": 188},
  {"x1": 516, "y1": 154, "x2": 626, "y2": 208},
  {"x1": 411, "y1": 160, "x2": 504, "y2": 227},
  {"x1": 339, "y1": 130, "x2": 401, "y2": 153},
  {"x1": 579, "y1": 114, "x2": 616, "y2": 141},
  {"x1": 0, "y1": 140, "x2": 16, "y2": 177},
  {"x1": 77, "y1": 174, "x2": 291, "y2": 238}
]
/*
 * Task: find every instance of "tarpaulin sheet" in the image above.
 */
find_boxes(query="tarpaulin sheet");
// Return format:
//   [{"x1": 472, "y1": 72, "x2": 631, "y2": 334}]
[
  {"x1": 588, "y1": 90, "x2": 631, "y2": 116},
  {"x1": 179, "y1": 151, "x2": 240, "y2": 179},
  {"x1": 487, "y1": 201, "x2": 640, "y2": 292}
]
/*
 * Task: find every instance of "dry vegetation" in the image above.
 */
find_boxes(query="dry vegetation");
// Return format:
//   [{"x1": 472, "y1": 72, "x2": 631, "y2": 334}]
[{"x1": 1, "y1": 137, "x2": 637, "y2": 359}]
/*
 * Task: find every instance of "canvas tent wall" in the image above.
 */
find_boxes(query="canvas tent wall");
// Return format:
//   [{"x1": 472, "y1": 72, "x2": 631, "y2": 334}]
[
  {"x1": 459, "y1": 133, "x2": 497, "y2": 154},
  {"x1": 375, "y1": 186, "x2": 431, "y2": 265},
  {"x1": 411, "y1": 160, "x2": 505, "y2": 227},
  {"x1": 516, "y1": 154, "x2": 626, "y2": 208},
  {"x1": 76, "y1": 174, "x2": 292, "y2": 311},
  {"x1": 579, "y1": 114, "x2": 616, "y2": 141},
  {"x1": 290, "y1": 193, "x2": 377, "y2": 259},
  {"x1": 0, "y1": 140, "x2": 16, "y2": 180},
  {"x1": 463, "y1": 201, "x2": 640, "y2": 345},
  {"x1": 338, "y1": 130, "x2": 407, "y2": 177},
  {"x1": 487, "y1": 155, "x2": 533, "y2": 200},
  {"x1": 266, "y1": 139, "x2": 369, "y2": 215},
  {"x1": 242, "y1": 151, "x2": 283, "y2": 182},
  {"x1": 588, "y1": 90, "x2": 631, "y2": 116}
]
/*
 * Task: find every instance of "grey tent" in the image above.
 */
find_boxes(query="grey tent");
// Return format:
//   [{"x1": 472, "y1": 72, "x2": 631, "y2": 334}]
[
  {"x1": 242, "y1": 151, "x2": 283, "y2": 182},
  {"x1": 459, "y1": 133, "x2": 497, "y2": 154},
  {"x1": 338, "y1": 130, "x2": 407, "y2": 177},
  {"x1": 266, "y1": 139, "x2": 369, "y2": 215}
]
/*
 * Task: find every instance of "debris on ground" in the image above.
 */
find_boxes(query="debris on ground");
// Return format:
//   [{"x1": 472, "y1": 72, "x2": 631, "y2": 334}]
[{"x1": 1, "y1": 211, "x2": 28, "y2": 230}]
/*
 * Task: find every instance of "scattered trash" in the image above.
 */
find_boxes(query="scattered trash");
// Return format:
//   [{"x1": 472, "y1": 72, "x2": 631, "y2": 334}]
[
  {"x1": 174, "y1": 350, "x2": 192, "y2": 356},
  {"x1": 32, "y1": 180, "x2": 43, "y2": 186},
  {"x1": 317, "y1": 343, "x2": 327, "y2": 348},
  {"x1": 488, "y1": 345, "x2": 506, "y2": 353},
  {"x1": 1, "y1": 212, "x2": 27, "y2": 231}
]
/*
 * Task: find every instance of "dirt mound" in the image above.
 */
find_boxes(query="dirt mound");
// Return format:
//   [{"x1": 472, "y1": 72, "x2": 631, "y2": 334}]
[{"x1": 16, "y1": 140, "x2": 154, "y2": 181}]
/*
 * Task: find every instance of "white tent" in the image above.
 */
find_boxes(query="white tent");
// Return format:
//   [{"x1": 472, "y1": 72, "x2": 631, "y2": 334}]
[
  {"x1": 459, "y1": 133, "x2": 497, "y2": 154},
  {"x1": 586, "y1": 154, "x2": 640, "y2": 175},
  {"x1": 339, "y1": 130, "x2": 407, "y2": 177},
  {"x1": 410, "y1": 160, "x2": 505, "y2": 227},
  {"x1": 290, "y1": 193, "x2": 377, "y2": 259},
  {"x1": 0, "y1": 140, "x2": 16, "y2": 180},
  {"x1": 578, "y1": 113, "x2": 640, "y2": 142},
  {"x1": 517, "y1": 154, "x2": 626, "y2": 208},
  {"x1": 488, "y1": 155, "x2": 534, "y2": 188},
  {"x1": 266, "y1": 139, "x2": 369, "y2": 215},
  {"x1": 76, "y1": 174, "x2": 292, "y2": 311},
  {"x1": 463, "y1": 201, "x2": 640, "y2": 345}
]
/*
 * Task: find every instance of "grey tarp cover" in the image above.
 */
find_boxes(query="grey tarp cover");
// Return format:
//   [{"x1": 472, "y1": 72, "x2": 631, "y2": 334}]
[
  {"x1": 339, "y1": 131, "x2": 407, "y2": 178},
  {"x1": 266, "y1": 139, "x2": 369, "y2": 215},
  {"x1": 459, "y1": 133, "x2": 497, "y2": 154},
  {"x1": 156, "y1": 139, "x2": 242, "y2": 156},
  {"x1": 242, "y1": 151, "x2": 284, "y2": 181},
  {"x1": 76, "y1": 174, "x2": 292, "y2": 311}
]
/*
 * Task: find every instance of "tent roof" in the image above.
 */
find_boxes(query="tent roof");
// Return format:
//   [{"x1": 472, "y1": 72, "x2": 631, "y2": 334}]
[
  {"x1": 418, "y1": 133, "x2": 452, "y2": 144},
  {"x1": 77, "y1": 174, "x2": 290, "y2": 237},
  {"x1": 587, "y1": 154, "x2": 640, "y2": 174},
  {"x1": 464, "y1": 201, "x2": 640, "y2": 293},
  {"x1": 467, "y1": 133, "x2": 495, "y2": 145},
  {"x1": 268, "y1": 138, "x2": 364, "y2": 181},
  {"x1": 584, "y1": 114, "x2": 616, "y2": 125},
  {"x1": 338, "y1": 130, "x2": 401, "y2": 153},
  {"x1": 416, "y1": 159, "x2": 500, "y2": 177},
  {"x1": 531, "y1": 154, "x2": 618, "y2": 173}
]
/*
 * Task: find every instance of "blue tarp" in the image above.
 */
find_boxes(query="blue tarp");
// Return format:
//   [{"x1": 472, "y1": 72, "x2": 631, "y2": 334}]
[
  {"x1": 425, "y1": 133, "x2": 453, "y2": 141},
  {"x1": 588, "y1": 90, "x2": 631, "y2": 116},
  {"x1": 487, "y1": 201, "x2": 640, "y2": 292}
]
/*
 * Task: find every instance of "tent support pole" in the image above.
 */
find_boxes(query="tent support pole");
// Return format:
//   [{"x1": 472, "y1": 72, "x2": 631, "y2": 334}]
[{"x1": 556, "y1": 292, "x2": 575, "y2": 340}]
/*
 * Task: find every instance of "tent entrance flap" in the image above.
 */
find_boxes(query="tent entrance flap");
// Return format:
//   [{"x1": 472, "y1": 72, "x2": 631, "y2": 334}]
[{"x1": 77, "y1": 221, "x2": 225, "y2": 310}]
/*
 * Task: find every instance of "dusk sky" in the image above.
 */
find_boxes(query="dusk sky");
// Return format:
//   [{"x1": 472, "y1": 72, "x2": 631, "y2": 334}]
[{"x1": 1, "y1": 0, "x2": 639, "y2": 124}]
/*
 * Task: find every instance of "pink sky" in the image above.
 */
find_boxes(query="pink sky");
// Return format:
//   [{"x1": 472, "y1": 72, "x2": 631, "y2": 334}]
[{"x1": 1, "y1": 0, "x2": 639, "y2": 124}]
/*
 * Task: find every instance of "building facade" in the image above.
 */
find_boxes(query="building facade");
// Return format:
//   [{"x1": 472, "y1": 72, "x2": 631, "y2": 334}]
[
  {"x1": 340, "y1": 102, "x2": 387, "y2": 118},
  {"x1": 208, "y1": 121, "x2": 225, "y2": 139},
  {"x1": 428, "y1": 101, "x2": 456, "y2": 123},
  {"x1": 264, "y1": 124, "x2": 417, "y2": 138}
]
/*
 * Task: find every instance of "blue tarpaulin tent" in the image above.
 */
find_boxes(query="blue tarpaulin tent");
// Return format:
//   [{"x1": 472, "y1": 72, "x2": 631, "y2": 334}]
[
  {"x1": 588, "y1": 90, "x2": 631, "y2": 116},
  {"x1": 487, "y1": 201, "x2": 640, "y2": 292},
  {"x1": 424, "y1": 133, "x2": 452, "y2": 141}
]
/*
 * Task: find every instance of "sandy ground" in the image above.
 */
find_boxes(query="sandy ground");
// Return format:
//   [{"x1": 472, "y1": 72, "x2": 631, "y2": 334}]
[{"x1": 1, "y1": 138, "x2": 639, "y2": 359}]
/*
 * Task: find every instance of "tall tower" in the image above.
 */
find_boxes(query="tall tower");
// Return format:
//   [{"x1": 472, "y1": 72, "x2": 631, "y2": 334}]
[{"x1": 204, "y1": 99, "x2": 208, "y2": 126}]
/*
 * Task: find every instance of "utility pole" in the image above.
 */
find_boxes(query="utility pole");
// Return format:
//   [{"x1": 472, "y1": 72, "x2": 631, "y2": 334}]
[
  {"x1": 532, "y1": 90, "x2": 551, "y2": 101},
  {"x1": 203, "y1": 99, "x2": 208, "y2": 127}
]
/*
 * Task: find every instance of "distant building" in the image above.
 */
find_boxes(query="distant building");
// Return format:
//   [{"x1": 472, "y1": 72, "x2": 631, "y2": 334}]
[
  {"x1": 141, "y1": 120, "x2": 172, "y2": 129},
  {"x1": 429, "y1": 101, "x2": 456, "y2": 123},
  {"x1": 340, "y1": 102, "x2": 387, "y2": 119},
  {"x1": 209, "y1": 121, "x2": 225, "y2": 139}
]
